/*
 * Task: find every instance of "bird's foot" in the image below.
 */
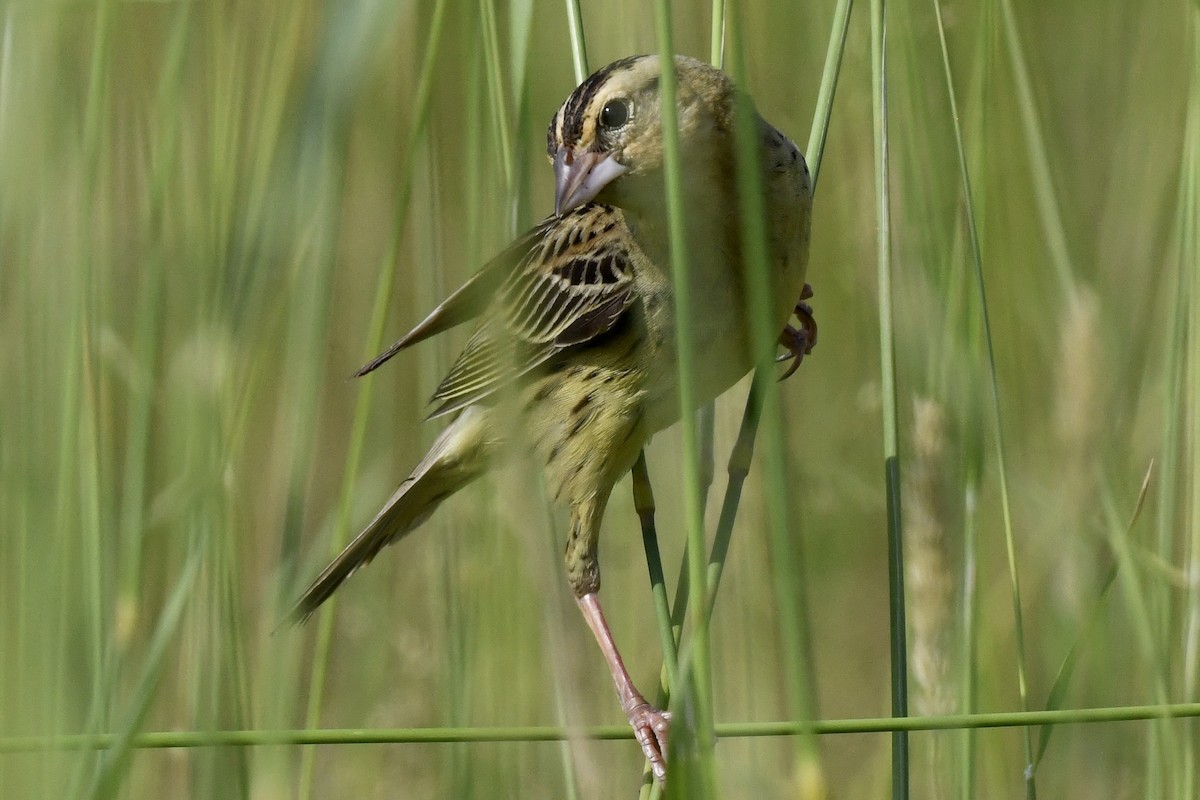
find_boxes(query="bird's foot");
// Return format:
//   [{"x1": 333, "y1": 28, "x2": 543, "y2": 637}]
[
  {"x1": 777, "y1": 283, "x2": 818, "y2": 380},
  {"x1": 626, "y1": 698, "x2": 671, "y2": 782}
]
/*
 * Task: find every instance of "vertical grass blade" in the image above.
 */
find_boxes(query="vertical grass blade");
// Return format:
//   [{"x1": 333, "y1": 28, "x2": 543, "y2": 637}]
[
  {"x1": 932, "y1": 2, "x2": 1038, "y2": 794},
  {"x1": 650, "y1": 4, "x2": 717, "y2": 792},
  {"x1": 870, "y1": 2, "x2": 909, "y2": 798},
  {"x1": 995, "y1": 0, "x2": 1078, "y2": 303},
  {"x1": 85, "y1": 550, "x2": 201, "y2": 799},
  {"x1": 805, "y1": 0, "x2": 854, "y2": 188},
  {"x1": 295, "y1": 5, "x2": 448, "y2": 799},
  {"x1": 1180, "y1": 9, "x2": 1200, "y2": 795},
  {"x1": 726, "y1": 7, "x2": 823, "y2": 794},
  {"x1": 564, "y1": 0, "x2": 589, "y2": 84},
  {"x1": 709, "y1": 0, "x2": 725, "y2": 66}
]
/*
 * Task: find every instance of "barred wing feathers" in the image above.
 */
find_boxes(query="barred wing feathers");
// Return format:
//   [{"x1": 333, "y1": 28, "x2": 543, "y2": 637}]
[{"x1": 429, "y1": 204, "x2": 637, "y2": 418}]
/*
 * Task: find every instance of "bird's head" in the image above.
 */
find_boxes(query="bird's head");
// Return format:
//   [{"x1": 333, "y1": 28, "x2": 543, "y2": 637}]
[{"x1": 547, "y1": 54, "x2": 736, "y2": 217}]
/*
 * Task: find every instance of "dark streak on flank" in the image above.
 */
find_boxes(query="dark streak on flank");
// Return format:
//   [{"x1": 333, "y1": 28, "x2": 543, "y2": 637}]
[
  {"x1": 527, "y1": 381, "x2": 554, "y2": 407},
  {"x1": 571, "y1": 392, "x2": 593, "y2": 415},
  {"x1": 566, "y1": 413, "x2": 588, "y2": 440}
]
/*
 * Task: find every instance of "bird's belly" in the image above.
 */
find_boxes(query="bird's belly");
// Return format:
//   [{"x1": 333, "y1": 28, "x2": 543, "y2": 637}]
[
  {"x1": 640, "y1": 253, "x2": 808, "y2": 434},
  {"x1": 639, "y1": 298, "x2": 754, "y2": 434}
]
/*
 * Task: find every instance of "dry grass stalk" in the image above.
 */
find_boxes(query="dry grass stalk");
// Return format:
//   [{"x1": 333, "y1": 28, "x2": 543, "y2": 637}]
[
  {"x1": 904, "y1": 396, "x2": 956, "y2": 799},
  {"x1": 1051, "y1": 287, "x2": 1103, "y2": 616}
]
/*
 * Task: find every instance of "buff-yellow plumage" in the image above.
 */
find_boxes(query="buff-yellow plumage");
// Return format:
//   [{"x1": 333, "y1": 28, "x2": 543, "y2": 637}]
[{"x1": 292, "y1": 54, "x2": 814, "y2": 782}]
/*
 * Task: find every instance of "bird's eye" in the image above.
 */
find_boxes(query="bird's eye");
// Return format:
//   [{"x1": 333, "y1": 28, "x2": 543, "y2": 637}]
[{"x1": 598, "y1": 99, "x2": 630, "y2": 130}]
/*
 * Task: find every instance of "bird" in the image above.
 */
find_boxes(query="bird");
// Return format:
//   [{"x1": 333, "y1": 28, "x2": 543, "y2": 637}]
[{"x1": 291, "y1": 53, "x2": 815, "y2": 782}]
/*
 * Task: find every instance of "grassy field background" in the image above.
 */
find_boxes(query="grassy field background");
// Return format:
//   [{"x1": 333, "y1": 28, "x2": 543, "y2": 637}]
[{"x1": 1, "y1": 0, "x2": 1197, "y2": 798}]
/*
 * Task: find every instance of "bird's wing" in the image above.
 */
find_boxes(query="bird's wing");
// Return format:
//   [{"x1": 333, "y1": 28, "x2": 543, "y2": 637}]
[
  {"x1": 354, "y1": 219, "x2": 555, "y2": 377},
  {"x1": 428, "y1": 204, "x2": 638, "y2": 418}
]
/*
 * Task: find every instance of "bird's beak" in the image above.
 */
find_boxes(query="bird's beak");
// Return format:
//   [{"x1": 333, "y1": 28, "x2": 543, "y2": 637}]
[{"x1": 554, "y1": 147, "x2": 627, "y2": 216}]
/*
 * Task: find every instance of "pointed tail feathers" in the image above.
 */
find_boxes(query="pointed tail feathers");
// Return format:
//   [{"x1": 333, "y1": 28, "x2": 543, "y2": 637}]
[{"x1": 289, "y1": 407, "x2": 495, "y2": 623}]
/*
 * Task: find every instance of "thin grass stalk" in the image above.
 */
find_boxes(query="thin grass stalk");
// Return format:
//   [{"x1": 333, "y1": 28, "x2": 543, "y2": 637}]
[
  {"x1": 644, "y1": 5, "x2": 853, "y2": 794},
  {"x1": 276, "y1": 4, "x2": 402, "y2": 598},
  {"x1": 1035, "y1": 565, "x2": 1116, "y2": 765},
  {"x1": 507, "y1": 0, "x2": 536, "y2": 233},
  {"x1": 203, "y1": 11, "x2": 253, "y2": 797},
  {"x1": 61, "y1": 7, "x2": 120, "y2": 795},
  {"x1": 534, "y1": 497, "x2": 584, "y2": 800},
  {"x1": 651, "y1": 1, "x2": 717, "y2": 791},
  {"x1": 553, "y1": 15, "x2": 600, "y2": 794},
  {"x1": 437, "y1": 32, "x2": 485, "y2": 796},
  {"x1": 479, "y1": 0, "x2": 514, "y2": 189},
  {"x1": 692, "y1": 0, "x2": 855, "y2": 681},
  {"x1": 995, "y1": 0, "x2": 1077, "y2": 304},
  {"x1": 113, "y1": 0, "x2": 190, "y2": 686},
  {"x1": 10, "y1": 700, "x2": 1200, "y2": 753},
  {"x1": 80, "y1": 0, "x2": 116, "y2": 747},
  {"x1": 641, "y1": 16, "x2": 725, "y2": 786},
  {"x1": 1034, "y1": 463, "x2": 1151, "y2": 767},
  {"x1": 633, "y1": 461, "x2": 674, "y2": 796},
  {"x1": 1143, "y1": 14, "x2": 1199, "y2": 798},
  {"x1": 805, "y1": 0, "x2": 853, "y2": 191},
  {"x1": 59, "y1": 346, "x2": 90, "y2": 799},
  {"x1": 642, "y1": 386, "x2": 763, "y2": 800},
  {"x1": 1097, "y1": 469, "x2": 1184, "y2": 793},
  {"x1": 704, "y1": 379, "x2": 762, "y2": 610},
  {"x1": 634, "y1": 454, "x2": 679, "y2": 689},
  {"x1": 77, "y1": 301, "x2": 108, "y2": 797},
  {"x1": 1181, "y1": 10, "x2": 1200, "y2": 794},
  {"x1": 725, "y1": 7, "x2": 822, "y2": 793},
  {"x1": 640, "y1": 19, "x2": 725, "y2": 790},
  {"x1": 697, "y1": 402, "x2": 717, "y2": 522},
  {"x1": 890, "y1": 7, "x2": 968, "y2": 787},
  {"x1": 963, "y1": 2, "x2": 1072, "y2": 792},
  {"x1": 554, "y1": 8, "x2": 660, "y2": 791},
  {"x1": 564, "y1": 0, "x2": 588, "y2": 84},
  {"x1": 296, "y1": 4, "x2": 450, "y2": 798},
  {"x1": 935, "y1": 0, "x2": 1042, "y2": 793},
  {"x1": 0, "y1": 7, "x2": 10, "y2": 126},
  {"x1": 870, "y1": 2, "x2": 910, "y2": 798},
  {"x1": 50, "y1": 282, "x2": 85, "y2": 797},
  {"x1": 958, "y1": 478, "x2": 979, "y2": 800},
  {"x1": 0, "y1": 13, "x2": 12, "y2": 773},
  {"x1": 710, "y1": 0, "x2": 725, "y2": 66},
  {"x1": 955, "y1": 2, "x2": 997, "y2": 794},
  {"x1": 643, "y1": 515, "x2": 706, "y2": 798},
  {"x1": 230, "y1": 13, "x2": 309, "y2": 794},
  {"x1": 925, "y1": 6, "x2": 982, "y2": 797},
  {"x1": 84, "y1": 549, "x2": 201, "y2": 799}
]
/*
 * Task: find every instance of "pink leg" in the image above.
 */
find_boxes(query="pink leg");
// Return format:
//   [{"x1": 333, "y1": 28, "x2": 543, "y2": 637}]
[{"x1": 576, "y1": 593, "x2": 670, "y2": 782}]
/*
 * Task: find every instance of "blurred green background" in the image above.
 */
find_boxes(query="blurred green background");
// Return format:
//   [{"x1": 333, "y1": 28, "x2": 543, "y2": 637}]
[{"x1": 1, "y1": 1, "x2": 1197, "y2": 798}]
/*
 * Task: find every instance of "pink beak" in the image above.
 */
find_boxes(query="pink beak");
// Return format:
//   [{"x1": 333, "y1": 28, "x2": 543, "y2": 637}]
[{"x1": 553, "y1": 147, "x2": 628, "y2": 216}]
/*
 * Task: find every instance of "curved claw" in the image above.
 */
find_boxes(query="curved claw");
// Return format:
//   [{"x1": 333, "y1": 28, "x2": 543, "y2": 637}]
[
  {"x1": 628, "y1": 701, "x2": 671, "y2": 782},
  {"x1": 777, "y1": 283, "x2": 818, "y2": 380}
]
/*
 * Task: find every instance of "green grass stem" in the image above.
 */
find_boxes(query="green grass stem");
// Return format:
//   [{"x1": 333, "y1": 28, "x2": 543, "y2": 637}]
[
  {"x1": 295, "y1": 4, "x2": 450, "y2": 798},
  {"x1": 651, "y1": 2, "x2": 717, "y2": 791},
  {"x1": 870, "y1": 2, "x2": 910, "y2": 798},
  {"x1": 8, "y1": 701, "x2": 1200, "y2": 754}
]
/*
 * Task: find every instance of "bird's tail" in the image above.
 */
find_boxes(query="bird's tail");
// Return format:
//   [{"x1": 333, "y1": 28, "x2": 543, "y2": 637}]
[{"x1": 289, "y1": 406, "x2": 496, "y2": 623}]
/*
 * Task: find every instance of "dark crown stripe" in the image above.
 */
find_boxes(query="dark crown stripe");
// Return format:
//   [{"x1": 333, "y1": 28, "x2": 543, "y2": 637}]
[{"x1": 552, "y1": 55, "x2": 647, "y2": 153}]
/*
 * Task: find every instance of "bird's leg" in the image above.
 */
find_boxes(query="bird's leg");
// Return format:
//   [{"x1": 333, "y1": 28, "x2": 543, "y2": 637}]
[
  {"x1": 777, "y1": 282, "x2": 818, "y2": 380},
  {"x1": 576, "y1": 592, "x2": 671, "y2": 782}
]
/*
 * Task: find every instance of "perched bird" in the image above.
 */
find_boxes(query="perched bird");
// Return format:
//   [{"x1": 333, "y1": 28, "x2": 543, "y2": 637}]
[{"x1": 292, "y1": 54, "x2": 815, "y2": 781}]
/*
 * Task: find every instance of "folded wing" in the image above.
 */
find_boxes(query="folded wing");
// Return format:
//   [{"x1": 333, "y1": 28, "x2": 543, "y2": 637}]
[{"x1": 429, "y1": 204, "x2": 638, "y2": 417}]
